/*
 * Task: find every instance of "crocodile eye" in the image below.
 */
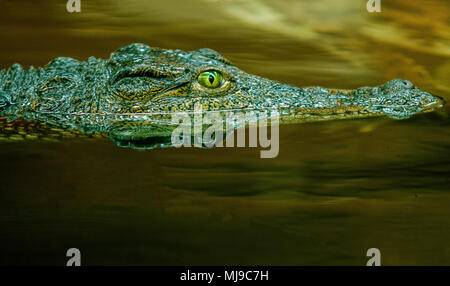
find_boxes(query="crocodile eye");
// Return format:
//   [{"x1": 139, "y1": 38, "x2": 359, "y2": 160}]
[{"x1": 197, "y1": 71, "x2": 223, "y2": 88}]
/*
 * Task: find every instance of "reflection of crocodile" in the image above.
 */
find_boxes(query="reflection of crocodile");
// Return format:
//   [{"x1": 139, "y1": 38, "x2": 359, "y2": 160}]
[{"x1": 0, "y1": 43, "x2": 444, "y2": 148}]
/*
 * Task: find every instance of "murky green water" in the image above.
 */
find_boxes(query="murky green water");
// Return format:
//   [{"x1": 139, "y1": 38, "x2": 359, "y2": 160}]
[{"x1": 0, "y1": 0, "x2": 449, "y2": 265}]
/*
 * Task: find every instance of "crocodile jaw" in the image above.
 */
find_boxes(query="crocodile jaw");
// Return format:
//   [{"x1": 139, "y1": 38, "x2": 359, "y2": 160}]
[{"x1": 103, "y1": 78, "x2": 444, "y2": 142}]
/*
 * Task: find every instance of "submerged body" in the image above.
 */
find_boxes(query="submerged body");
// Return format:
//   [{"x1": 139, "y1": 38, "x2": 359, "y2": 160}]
[{"x1": 0, "y1": 43, "x2": 444, "y2": 147}]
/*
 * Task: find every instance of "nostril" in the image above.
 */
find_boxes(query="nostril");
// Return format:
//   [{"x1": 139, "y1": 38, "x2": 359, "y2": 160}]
[
  {"x1": 402, "y1": 80, "x2": 413, "y2": 89},
  {"x1": 385, "y1": 79, "x2": 415, "y2": 90}
]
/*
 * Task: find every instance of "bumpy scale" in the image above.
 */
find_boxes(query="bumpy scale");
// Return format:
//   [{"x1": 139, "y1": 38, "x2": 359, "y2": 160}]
[{"x1": 0, "y1": 43, "x2": 444, "y2": 148}]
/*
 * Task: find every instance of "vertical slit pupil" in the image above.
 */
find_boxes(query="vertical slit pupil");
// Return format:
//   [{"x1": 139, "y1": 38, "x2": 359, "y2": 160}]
[{"x1": 208, "y1": 74, "x2": 215, "y2": 84}]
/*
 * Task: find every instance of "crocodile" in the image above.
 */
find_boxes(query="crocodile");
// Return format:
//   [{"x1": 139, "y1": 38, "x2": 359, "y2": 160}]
[{"x1": 0, "y1": 43, "x2": 444, "y2": 148}]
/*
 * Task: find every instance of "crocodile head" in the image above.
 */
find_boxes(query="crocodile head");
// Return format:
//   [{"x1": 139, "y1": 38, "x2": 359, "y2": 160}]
[{"x1": 23, "y1": 43, "x2": 443, "y2": 145}]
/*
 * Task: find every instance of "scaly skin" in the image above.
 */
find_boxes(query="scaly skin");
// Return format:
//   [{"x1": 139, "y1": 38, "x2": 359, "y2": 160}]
[{"x1": 0, "y1": 43, "x2": 444, "y2": 148}]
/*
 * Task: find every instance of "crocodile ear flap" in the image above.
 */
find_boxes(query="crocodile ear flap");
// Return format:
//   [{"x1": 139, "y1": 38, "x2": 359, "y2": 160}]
[{"x1": 194, "y1": 48, "x2": 232, "y2": 65}]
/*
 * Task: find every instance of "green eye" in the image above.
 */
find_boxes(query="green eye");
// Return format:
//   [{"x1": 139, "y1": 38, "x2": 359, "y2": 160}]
[{"x1": 197, "y1": 71, "x2": 223, "y2": 88}]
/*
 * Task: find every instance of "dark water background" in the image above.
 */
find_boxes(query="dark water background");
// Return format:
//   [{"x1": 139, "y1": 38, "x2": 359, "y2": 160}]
[{"x1": 0, "y1": 0, "x2": 449, "y2": 265}]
